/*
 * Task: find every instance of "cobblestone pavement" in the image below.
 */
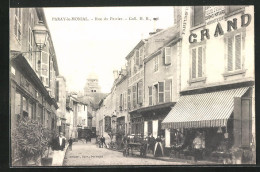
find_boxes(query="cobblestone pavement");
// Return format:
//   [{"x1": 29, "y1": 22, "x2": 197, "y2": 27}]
[{"x1": 63, "y1": 140, "x2": 189, "y2": 166}]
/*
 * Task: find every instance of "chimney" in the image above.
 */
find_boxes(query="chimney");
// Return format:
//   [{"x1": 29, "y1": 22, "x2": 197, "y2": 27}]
[
  {"x1": 113, "y1": 70, "x2": 118, "y2": 80},
  {"x1": 153, "y1": 17, "x2": 159, "y2": 32}
]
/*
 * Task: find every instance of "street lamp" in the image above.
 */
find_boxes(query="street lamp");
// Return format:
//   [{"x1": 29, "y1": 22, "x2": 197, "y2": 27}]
[
  {"x1": 32, "y1": 20, "x2": 49, "y2": 50},
  {"x1": 32, "y1": 20, "x2": 49, "y2": 77}
]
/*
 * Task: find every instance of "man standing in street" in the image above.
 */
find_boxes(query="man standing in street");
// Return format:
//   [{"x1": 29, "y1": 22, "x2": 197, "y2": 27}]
[
  {"x1": 68, "y1": 137, "x2": 73, "y2": 150},
  {"x1": 100, "y1": 135, "x2": 107, "y2": 148},
  {"x1": 52, "y1": 132, "x2": 66, "y2": 166}
]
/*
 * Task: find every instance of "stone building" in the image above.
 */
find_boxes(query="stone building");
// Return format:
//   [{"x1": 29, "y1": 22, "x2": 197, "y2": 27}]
[{"x1": 10, "y1": 8, "x2": 59, "y2": 165}]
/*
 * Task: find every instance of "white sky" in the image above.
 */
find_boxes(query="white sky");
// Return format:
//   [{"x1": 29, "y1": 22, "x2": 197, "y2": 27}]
[{"x1": 44, "y1": 7, "x2": 174, "y2": 93}]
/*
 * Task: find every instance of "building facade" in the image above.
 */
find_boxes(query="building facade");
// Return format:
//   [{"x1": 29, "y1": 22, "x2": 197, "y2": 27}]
[
  {"x1": 162, "y1": 6, "x2": 255, "y2": 162},
  {"x1": 56, "y1": 76, "x2": 67, "y2": 134},
  {"x1": 10, "y1": 8, "x2": 59, "y2": 165}
]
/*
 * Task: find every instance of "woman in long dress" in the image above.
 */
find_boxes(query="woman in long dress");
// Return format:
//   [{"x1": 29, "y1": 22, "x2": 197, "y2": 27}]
[{"x1": 154, "y1": 136, "x2": 164, "y2": 157}]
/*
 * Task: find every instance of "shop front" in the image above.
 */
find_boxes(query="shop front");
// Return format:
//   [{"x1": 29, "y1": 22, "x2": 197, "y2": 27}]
[{"x1": 162, "y1": 86, "x2": 254, "y2": 163}]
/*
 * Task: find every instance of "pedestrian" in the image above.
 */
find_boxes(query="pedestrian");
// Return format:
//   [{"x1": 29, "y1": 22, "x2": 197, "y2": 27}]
[
  {"x1": 149, "y1": 134, "x2": 155, "y2": 154},
  {"x1": 68, "y1": 137, "x2": 73, "y2": 150},
  {"x1": 100, "y1": 135, "x2": 107, "y2": 148},
  {"x1": 140, "y1": 137, "x2": 148, "y2": 157},
  {"x1": 85, "y1": 135, "x2": 88, "y2": 143},
  {"x1": 154, "y1": 135, "x2": 164, "y2": 157},
  {"x1": 51, "y1": 132, "x2": 66, "y2": 166},
  {"x1": 193, "y1": 131, "x2": 203, "y2": 162},
  {"x1": 123, "y1": 135, "x2": 130, "y2": 157}
]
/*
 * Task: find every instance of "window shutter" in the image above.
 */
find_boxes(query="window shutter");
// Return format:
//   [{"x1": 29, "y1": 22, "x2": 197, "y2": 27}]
[
  {"x1": 139, "y1": 47, "x2": 144, "y2": 66},
  {"x1": 192, "y1": 48, "x2": 197, "y2": 78},
  {"x1": 132, "y1": 85, "x2": 136, "y2": 108},
  {"x1": 138, "y1": 81, "x2": 143, "y2": 104},
  {"x1": 235, "y1": 34, "x2": 241, "y2": 70},
  {"x1": 56, "y1": 81, "x2": 59, "y2": 101},
  {"x1": 127, "y1": 88, "x2": 131, "y2": 109},
  {"x1": 227, "y1": 37, "x2": 233, "y2": 71},
  {"x1": 164, "y1": 79, "x2": 172, "y2": 102},
  {"x1": 194, "y1": 6, "x2": 204, "y2": 26},
  {"x1": 149, "y1": 86, "x2": 152, "y2": 105},
  {"x1": 124, "y1": 92, "x2": 127, "y2": 110},
  {"x1": 164, "y1": 47, "x2": 171, "y2": 65},
  {"x1": 198, "y1": 47, "x2": 203, "y2": 77},
  {"x1": 41, "y1": 52, "x2": 49, "y2": 77},
  {"x1": 158, "y1": 82, "x2": 164, "y2": 103},
  {"x1": 135, "y1": 50, "x2": 139, "y2": 66}
]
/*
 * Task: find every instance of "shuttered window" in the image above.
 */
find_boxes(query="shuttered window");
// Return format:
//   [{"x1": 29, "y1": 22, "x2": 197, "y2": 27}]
[
  {"x1": 193, "y1": 6, "x2": 204, "y2": 27},
  {"x1": 14, "y1": 8, "x2": 22, "y2": 42},
  {"x1": 164, "y1": 47, "x2": 171, "y2": 65},
  {"x1": 158, "y1": 82, "x2": 164, "y2": 103},
  {"x1": 226, "y1": 34, "x2": 242, "y2": 72},
  {"x1": 191, "y1": 46, "x2": 204, "y2": 79},
  {"x1": 149, "y1": 86, "x2": 153, "y2": 106},
  {"x1": 164, "y1": 79, "x2": 172, "y2": 102}
]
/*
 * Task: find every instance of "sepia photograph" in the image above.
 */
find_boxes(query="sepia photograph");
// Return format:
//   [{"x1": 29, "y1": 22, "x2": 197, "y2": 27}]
[{"x1": 9, "y1": 5, "x2": 255, "y2": 166}]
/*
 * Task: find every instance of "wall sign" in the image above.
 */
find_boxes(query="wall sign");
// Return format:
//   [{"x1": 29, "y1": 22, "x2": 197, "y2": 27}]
[
  {"x1": 205, "y1": 6, "x2": 225, "y2": 25},
  {"x1": 189, "y1": 13, "x2": 251, "y2": 43}
]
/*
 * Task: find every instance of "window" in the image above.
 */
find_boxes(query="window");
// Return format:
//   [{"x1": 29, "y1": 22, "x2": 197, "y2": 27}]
[
  {"x1": 226, "y1": 34, "x2": 242, "y2": 72},
  {"x1": 14, "y1": 8, "x2": 22, "y2": 42},
  {"x1": 22, "y1": 97, "x2": 28, "y2": 118},
  {"x1": 191, "y1": 46, "x2": 204, "y2": 79},
  {"x1": 164, "y1": 47, "x2": 171, "y2": 65},
  {"x1": 158, "y1": 82, "x2": 164, "y2": 103},
  {"x1": 226, "y1": 6, "x2": 243, "y2": 14},
  {"x1": 148, "y1": 86, "x2": 152, "y2": 105},
  {"x1": 193, "y1": 6, "x2": 204, "y2": 27},
  {"x1": 154, "y1": 55, "x2": 159, "y2": 72},
  {"x1": 15, "y1": 92, "x2": 21, "y2": 121}
]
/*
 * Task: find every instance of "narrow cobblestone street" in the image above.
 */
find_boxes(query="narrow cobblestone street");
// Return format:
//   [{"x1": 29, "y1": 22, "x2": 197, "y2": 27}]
[{"x1": 63, "y1": 140, "x2": 188, "y2": 166}]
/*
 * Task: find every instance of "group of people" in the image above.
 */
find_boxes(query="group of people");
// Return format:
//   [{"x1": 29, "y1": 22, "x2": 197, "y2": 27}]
[
  {"x1": 122, "y1": 134, "x2": 166, "y2": 158},
  {"x1": 96, "y1": 135, "x2": 107, "y2": 148}
]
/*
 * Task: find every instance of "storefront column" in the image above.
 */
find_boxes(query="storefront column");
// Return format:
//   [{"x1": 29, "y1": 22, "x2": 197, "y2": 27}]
[
  {"x1": 153, "y1": 120, "x2": 158, "y2": 138},
  {"x1": 144, "y1": 121, "x2": 148, "y2": 137},
  {"x1": 165, "y1": 128, "x2": 171, "y2": 148}
]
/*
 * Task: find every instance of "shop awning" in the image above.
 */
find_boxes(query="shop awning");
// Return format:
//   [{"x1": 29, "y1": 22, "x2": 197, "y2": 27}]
[{"x1": 162, "y1": 87, "x2": 249, "y2": 129}]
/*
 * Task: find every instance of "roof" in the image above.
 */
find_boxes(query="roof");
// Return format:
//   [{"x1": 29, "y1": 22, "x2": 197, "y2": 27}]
[
  {"x1": 162, "y1": 87, "x2": 249, "y2": 129},
  {"x1": 125, "y1": 39, "x2": 146, "y2": 60}
]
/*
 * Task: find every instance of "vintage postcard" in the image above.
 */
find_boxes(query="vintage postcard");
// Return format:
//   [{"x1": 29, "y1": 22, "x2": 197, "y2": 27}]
[{"x1": 9, "y1": 6, "x2": 255, "y2": 166}]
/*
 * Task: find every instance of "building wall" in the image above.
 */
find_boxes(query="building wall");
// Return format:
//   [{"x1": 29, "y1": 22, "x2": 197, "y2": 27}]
[
  {"x1": 144, "y1": 43, "x2": 179, "y2": 107},
  {"x1": 180, "y1": 6, "x2": 254, "y2": 91}
]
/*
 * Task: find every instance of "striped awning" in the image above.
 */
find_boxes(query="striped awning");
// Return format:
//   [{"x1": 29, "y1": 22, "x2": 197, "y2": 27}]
[{"x1": 162, "y1": 87, "x2": 249, "y2": 129}]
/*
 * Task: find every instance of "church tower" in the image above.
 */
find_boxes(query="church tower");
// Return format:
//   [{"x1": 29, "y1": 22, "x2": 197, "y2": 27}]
[{"x1": 84, "y1": 72, "x2": 101, "y2": 96}]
